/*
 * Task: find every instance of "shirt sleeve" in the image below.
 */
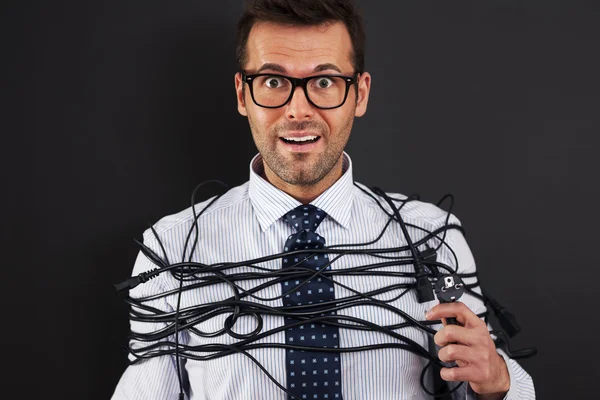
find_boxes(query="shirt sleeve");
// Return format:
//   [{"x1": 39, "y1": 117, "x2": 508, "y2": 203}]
[
  {"x1": 440, "y1": 219, "x2": 536, "y2": 400},
  {"x1": 111, "y1": 233, "x2": 191, "y2": 400}
]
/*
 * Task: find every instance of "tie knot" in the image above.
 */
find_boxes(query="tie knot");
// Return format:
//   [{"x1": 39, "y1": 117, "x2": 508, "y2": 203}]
[{"x1": 283, "y1": 204, "x2": 327, "y2": 232}]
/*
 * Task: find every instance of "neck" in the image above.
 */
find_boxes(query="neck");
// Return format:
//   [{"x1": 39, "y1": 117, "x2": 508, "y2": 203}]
[{"x1": 262, "y1": 157, "x2": 344, "y2": 204}]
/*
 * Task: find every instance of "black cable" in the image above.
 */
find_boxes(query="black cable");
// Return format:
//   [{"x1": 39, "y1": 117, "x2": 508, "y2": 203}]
[
  {"x1": 371, "y1": 186, "x2": 437, "y2": 303},
  {"x1": 353, "y1": 182, "x2": 463, "y2": 271},
  {"x1": 116, "y1": 182, "x2": 534, "y2": 398},
  {"x1": 176, "y1": 180, "x2": 228, "y2": 399}
]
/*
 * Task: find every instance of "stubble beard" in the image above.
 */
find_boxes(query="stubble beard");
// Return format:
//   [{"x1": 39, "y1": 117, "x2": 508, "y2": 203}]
[{"x1": 249, "y1": 117, "x2": 354, "y2": 187}]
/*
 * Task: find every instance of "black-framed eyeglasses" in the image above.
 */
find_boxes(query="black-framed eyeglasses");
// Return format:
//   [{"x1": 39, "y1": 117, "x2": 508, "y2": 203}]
[{"x1": 241, "y1": 72, "x2": 358, "y2": 110}]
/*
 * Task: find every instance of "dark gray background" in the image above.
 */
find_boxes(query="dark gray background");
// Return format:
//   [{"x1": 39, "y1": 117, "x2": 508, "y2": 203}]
[{"x1": 3, "y1": 1, "x2": 599, "y2": 399}]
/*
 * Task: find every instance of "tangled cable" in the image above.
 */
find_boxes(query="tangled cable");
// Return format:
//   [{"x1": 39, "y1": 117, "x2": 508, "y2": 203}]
[{"x1": 115, "y1": 181, "x2": 536, "y2": 399}]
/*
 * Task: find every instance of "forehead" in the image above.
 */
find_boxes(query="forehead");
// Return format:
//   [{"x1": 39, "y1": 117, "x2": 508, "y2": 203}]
[{"x1": 245, "y1": 21, "x2": 354, "y2": 74}]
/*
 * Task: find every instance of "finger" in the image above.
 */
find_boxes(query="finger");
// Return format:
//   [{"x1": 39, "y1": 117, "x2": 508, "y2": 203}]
[
  {"x1": 440, "y1": 316, "x2": 464, "y2": 329},
  {"x1": 437, "y1": 344, "x2": 479, "y2": 364},
  {"x1": 440, "y1": 365, "x2": 480, "y2": 383},
  {"x1": 426, "y1": 302, "x2": 484, "y2": 328},
  {"x1": 434, "y1": 324, "x2": 479, "y2": 347}
]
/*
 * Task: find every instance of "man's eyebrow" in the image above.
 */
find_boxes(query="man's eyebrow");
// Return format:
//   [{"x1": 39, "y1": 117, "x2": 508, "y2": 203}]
[
  {"x1": 255, "y1": 63, "x2": 343, "y2": 74},
  {"x1": 256, "y1": 63, "x2": 287, "y2": 73},
  {"x1": 313, "y1": 63, "x2": 342, "y2": 73}
]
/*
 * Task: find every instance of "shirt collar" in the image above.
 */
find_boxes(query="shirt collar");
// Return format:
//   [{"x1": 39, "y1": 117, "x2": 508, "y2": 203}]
[{"x1": 248, "y1": 152, "x2": 355, "y2": 232}]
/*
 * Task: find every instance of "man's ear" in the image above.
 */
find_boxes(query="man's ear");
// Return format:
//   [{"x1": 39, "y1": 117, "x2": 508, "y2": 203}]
[
  {"x1": 354, "y1": 72, "x2": 371, "y2": 118},
  {"x1": 235, "y1": 72, "x2": 248, "y2": 116}
]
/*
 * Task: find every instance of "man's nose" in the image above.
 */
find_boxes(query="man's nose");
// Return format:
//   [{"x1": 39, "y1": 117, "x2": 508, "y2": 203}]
[{"x1": 285, "y1": 86, "x2": 314, "y2": 120}]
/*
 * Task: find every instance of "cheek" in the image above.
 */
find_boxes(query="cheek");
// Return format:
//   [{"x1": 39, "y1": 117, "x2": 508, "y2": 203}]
[
  {"x1": 324, "y1": 111, "x2": 352, "y2": 137},
  {"x1": 252, "y1": 108, "x2": 281, "y2": 131}
]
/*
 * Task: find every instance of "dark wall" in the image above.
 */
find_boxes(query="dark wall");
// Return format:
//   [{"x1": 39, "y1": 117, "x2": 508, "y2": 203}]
[{"x1": 4, "y1": 1, "x2": 599, "y2": 398}]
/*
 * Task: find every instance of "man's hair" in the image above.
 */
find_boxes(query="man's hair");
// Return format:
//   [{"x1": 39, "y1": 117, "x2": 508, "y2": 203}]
[{"x1": 236, "y1": 0, "x2": 366, "y2": 73}]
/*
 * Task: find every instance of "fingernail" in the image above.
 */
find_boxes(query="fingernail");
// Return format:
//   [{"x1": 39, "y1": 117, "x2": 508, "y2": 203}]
[{"x1": 425, "y1": 310, "x2": 432, "y2": 320}]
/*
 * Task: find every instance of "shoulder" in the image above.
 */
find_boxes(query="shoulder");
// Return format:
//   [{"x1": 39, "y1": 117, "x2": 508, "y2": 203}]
[
  {"x1": 142, "y1": 181, "x2": 251, "y2": 243},
  {"x1": 353, "y1": 182, "x2": 475, "y2": 272},
  {"x1": 352, "y1": 181, "x2": 463, "y2": 230}
]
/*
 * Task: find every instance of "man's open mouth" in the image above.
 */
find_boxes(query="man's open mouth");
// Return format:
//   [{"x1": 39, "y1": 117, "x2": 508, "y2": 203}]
[{"x1": 280, "y1": 136, "x2": 320, "y2": 144}]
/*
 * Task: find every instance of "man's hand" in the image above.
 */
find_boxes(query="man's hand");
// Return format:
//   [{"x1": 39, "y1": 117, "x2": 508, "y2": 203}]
[{"x1": 425, "y1": 302, "x2": 510, "y2": 399}]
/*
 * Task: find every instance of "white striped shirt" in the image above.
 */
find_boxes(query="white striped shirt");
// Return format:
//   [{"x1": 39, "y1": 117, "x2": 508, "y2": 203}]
[{"x1": 111, "y1": 153, "x2": 535, "y2": 400}]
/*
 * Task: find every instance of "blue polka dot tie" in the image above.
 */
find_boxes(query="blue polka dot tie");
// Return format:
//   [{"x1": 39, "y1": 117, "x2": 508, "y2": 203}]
[{"x1": 281, "y1": 204, "x2": 343, "y2": 400}]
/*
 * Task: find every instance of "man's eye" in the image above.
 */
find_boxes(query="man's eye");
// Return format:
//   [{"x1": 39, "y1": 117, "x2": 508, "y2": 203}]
[
  {"x1": 265, "y1": 77, "x2": 285, "y2": 88},
  {"x1": 315, "y1": 77, "x2": 333, "y2": 89}
]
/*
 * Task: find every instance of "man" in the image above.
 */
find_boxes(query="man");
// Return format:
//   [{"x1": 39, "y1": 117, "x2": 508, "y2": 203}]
[{"x1": 112, "y1": 1, "x2": 535, "y2": 399}]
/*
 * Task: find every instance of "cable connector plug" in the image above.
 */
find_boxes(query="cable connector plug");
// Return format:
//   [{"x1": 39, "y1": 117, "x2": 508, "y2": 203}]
[
  {"x1": 114, "y1": 276, "x2": 141, "y2": 293},
  {"x1": 415, "y1": 266, "x2": 435, "y2": 303},
  {"x1": 492, "y1": 330, "x2": 537, "y2": 360},
  {"x1": 485, "y1": 294, "x2": 521, "y2": 337},
  {"x1": 434, "y1": 275, "x2": 464, "y2": 325},
  {"x1": 114, "y1": 268, "x2": 161, "y2": 294},
  {"x1": 418, "y1": 245, "x2": 437, "y2": 262},
  {"x1": 496, "y1": 308, "x2": 521, "y2": 338},
  {"x1": 414, "y1": 245, "x2": 436, "y2": 303}
]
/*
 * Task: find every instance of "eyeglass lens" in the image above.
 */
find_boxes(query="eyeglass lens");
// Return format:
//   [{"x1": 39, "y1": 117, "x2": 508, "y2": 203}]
[{"x1": 252, "y1": 76, "x2": 347, "y2": 108}]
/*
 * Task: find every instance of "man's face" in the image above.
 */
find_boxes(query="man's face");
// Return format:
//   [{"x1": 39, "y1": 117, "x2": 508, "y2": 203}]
[{"x1": 235, "y1": 21, "x2": 371, "y2": 188}]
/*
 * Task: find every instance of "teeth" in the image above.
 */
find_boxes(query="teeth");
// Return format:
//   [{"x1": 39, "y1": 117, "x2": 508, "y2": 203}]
[{"x1": 283, "y1": 136, "x2": 318, "y2": 142}]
